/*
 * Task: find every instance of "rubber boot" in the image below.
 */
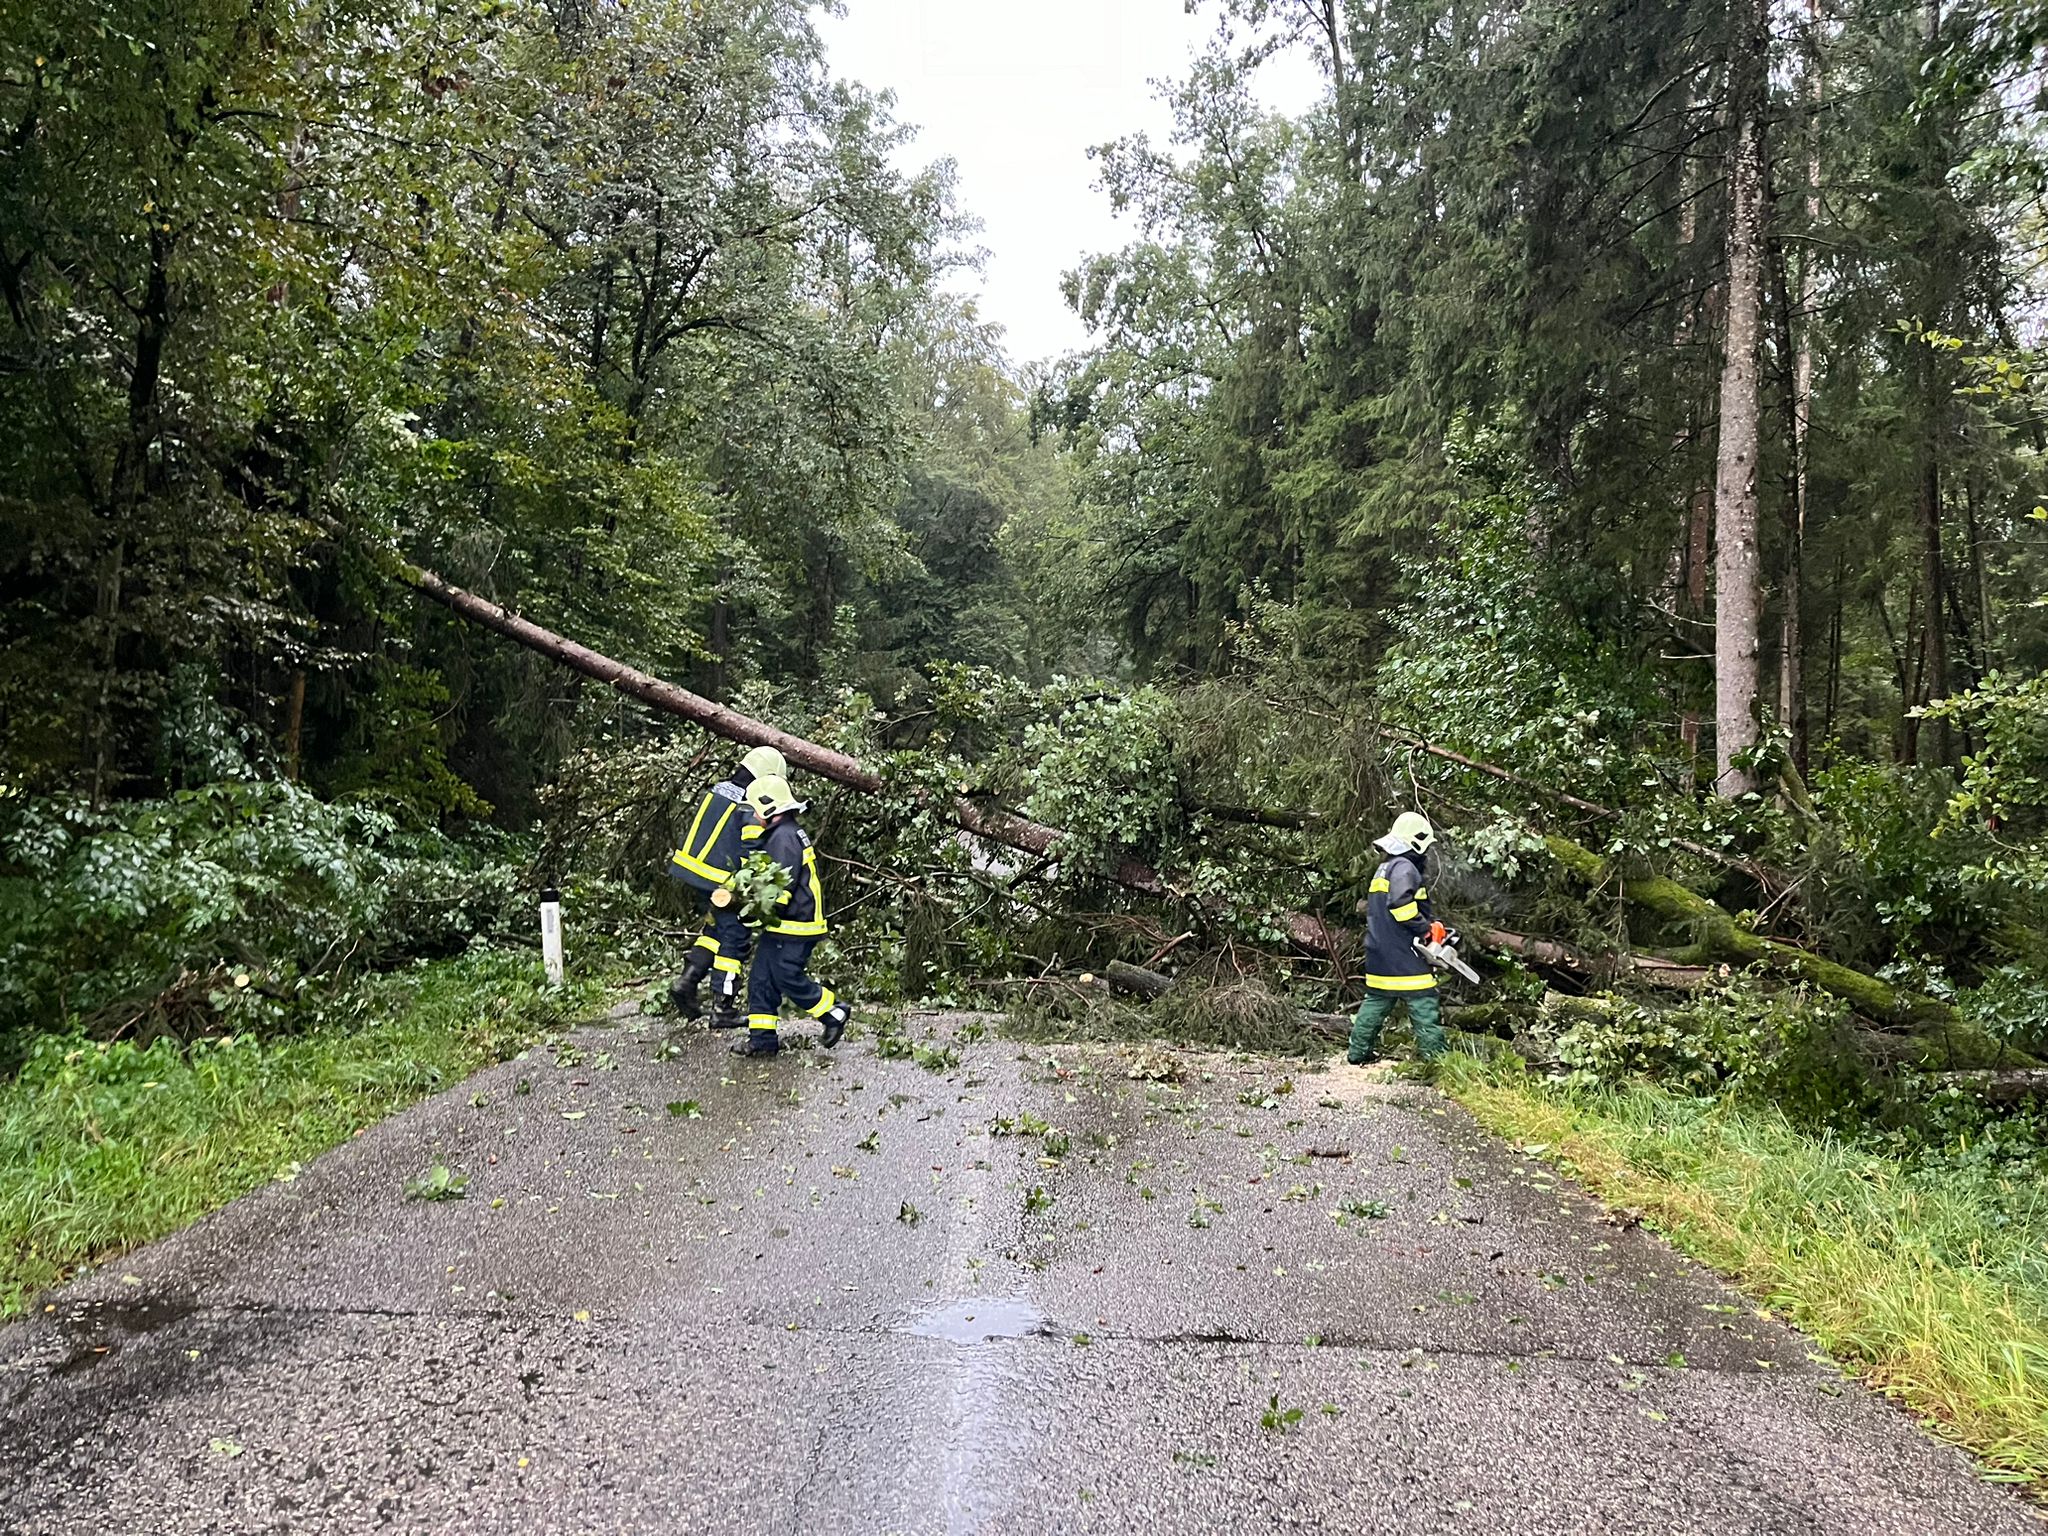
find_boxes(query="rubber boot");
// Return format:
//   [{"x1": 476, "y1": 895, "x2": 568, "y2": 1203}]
[
  {"x1": 668, "y1": 947, "x2": 714, "y2": 1021},
  {"x1": 707, "y1": 994, "x2": 744, "y2": 1031},
  {"x1": 730, "y1": 1028, "x2": 780, "y2": 1058},
  {"x1": 819, "y1": 1003, "x2": 849, "y2": 1050}
]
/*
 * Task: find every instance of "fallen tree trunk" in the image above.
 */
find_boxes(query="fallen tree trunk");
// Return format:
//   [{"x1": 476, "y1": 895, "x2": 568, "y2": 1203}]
[
  {"x1": 1538, "y1": 833, "x2": 2014, "y2": 1066},
  {"x1": 1479, "y1": 927, "x2": 1708, "y2": 991},
  {"x1": 398, "y1": 557, "x2": 1952, "y2": 1052},
  {"x1": 1104, "y1": 960, "x2": 1175, "y2": 1000},
  {"x1": 398, "y1": 560, "x2": 1328, "y2": 949}
]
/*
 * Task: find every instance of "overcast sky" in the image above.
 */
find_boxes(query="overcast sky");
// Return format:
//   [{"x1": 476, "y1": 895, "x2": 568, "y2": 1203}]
[{"x1": 817, "y1": 0, "x2": 1322, "y2": 367}]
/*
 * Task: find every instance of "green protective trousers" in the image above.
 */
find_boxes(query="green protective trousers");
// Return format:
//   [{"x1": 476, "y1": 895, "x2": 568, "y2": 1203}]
[{"x1": 1347, "y1": 987, "x2": 1446, "y2": 1063}]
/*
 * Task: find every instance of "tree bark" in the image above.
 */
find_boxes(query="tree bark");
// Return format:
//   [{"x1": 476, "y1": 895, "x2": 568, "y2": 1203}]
[
  {"x1": 1712, "y1": 0, "x2": 1770, "y2": 798},
  {"x1": 1787, "y1": 0, "x2": 1821, "y2": 775},
  {"x1": 1767, "y1": 228, "x2": 1805, "y2": 772},
  {"x1": 284, "y1": 669, "x2": 307, "y2": 782},
  {"x1": 1915, "y1": 0, "x2": 1953, "y2": 768}
]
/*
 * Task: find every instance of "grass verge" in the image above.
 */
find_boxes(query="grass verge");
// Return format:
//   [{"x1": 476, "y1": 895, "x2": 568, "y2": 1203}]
[
  {"x1": 1439, "y1": 1051, "x2": 2048, "y2": 1488},
  {"x1": 0, "y1": 946, "x2": 599, "y2": 1317}
]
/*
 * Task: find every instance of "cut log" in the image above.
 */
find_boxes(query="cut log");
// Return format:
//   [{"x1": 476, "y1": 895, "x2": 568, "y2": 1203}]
[
  {"x1": 1480, "y1": 927, "x2": 1707, "y2": 991},
  {"x1": 1104, "y1": 960, "x2": 1175, "y2": 1000}
]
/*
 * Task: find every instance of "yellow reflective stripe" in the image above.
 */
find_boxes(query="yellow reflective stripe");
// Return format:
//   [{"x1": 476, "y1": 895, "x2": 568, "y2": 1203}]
[
  {"x1": 740, "y1": 824, "x2": 763, "y2": 841},
  {"x1": 747, "y1": 1014, "x2": 779, "y2": 1031},
  {"x1": 806, "y1": 989, "x2": 837, "y2": 1018},
  {"x1": 1390, "y1": 901, "x2": 1420, "y2": 922},
  {"x1": 693, "y1": 934, "x2": 722, "y2": 954},
  {"x1": 1415, "y1": 887, "x2": 1428, "y2": 901},
  {"x1": 1365, "y1": 972, "x2": 1438, "y2": 992},
  {"x1": 1369, "y1": 877, "x2": 1391, "y2": 893},
  {"x1": 767, "y1": 849, "x2": 828, "y2": 936},
  {"x1": 682, "y1": 793, "x2": 712, "y2": 855},
  {"x1": 712, "y1": 957, "x2": 742, "y2": 974},
  {"x1": 696, "y1": 802, "x2": 737, "y2": 859}
]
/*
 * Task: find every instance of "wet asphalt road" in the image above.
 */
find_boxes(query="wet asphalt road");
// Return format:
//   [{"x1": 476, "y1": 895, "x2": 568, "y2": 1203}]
[{"x1": 0, "y1": 1008, "x2": 2037, "y2": 1535}]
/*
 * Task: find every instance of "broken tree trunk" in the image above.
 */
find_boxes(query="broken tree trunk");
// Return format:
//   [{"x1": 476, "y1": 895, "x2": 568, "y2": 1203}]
[
  {"x1": 1538, "y1": 832, "x2": 2024, "y2": 1069},
  {"x1": 397, "y1": 560, "x2": 1336, "y2": 951}
]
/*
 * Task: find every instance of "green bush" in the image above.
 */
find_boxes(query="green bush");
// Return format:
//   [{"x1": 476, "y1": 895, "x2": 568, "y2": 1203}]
[
  {"x1": 1024, "y1": 688, "x2": 1182, "y2": 872},
  {"x1": 0, "y1": 782, "x2": 522, "y2": 1044},
  {"x1": 1544, "y1": 977, "x2": 1873, "y2": 1127}
]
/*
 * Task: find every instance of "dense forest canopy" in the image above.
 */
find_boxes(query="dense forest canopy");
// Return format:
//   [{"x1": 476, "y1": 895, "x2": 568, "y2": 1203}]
[{"x1": 3, "y1": 0, "x2": 2048, "y2": 1074}]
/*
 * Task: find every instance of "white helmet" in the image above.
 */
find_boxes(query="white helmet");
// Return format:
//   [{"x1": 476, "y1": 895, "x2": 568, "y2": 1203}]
[
  {"x1": 741, "y1": 745, "x2": 788, "y2": 781},
  {"x1": 1373, "y1": 810, "x2": 1436, "y2": 855},
  {"x1": 746, "y1": 774, "x2": 807, "y2": 820}
]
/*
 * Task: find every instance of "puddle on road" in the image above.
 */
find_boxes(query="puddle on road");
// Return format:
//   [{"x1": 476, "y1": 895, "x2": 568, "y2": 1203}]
[
  {"x1": 46, "y1": 1292, "x2": 201, "y2": 1376},
  {"x1": 904, "y1": 1296, "x2": 1060, "y2": 1345}
]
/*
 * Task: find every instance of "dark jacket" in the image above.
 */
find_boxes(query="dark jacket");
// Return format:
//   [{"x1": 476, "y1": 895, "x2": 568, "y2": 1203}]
[
  {"x1": 1364, "y1": 850, "x2": 1435, "y2": 991},
  {"x1": 667, "y1": 768, "x2": 763, "y2": 892},
  {"x1": 759, "y1": 817, "x2": 827, "y2": 938}
]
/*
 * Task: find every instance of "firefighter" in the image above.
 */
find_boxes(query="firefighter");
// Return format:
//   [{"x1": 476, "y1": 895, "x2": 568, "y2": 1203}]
[
  {"x1": 733, "y1": 774, "x2": 849, "y2": 1058},
  {"x1": 1347, "y1": 811, "x2": 1450, "y2": 1065},
  {"x1": 666, "y1": 744, "x2": 787, "y2": 1029}
]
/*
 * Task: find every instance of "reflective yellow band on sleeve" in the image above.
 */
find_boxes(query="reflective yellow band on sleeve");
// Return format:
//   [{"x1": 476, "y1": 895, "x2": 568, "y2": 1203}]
[
  {"x1": 693, "y1": 934, "x2": 722, "y2": 954},
  {"x1": 1389, "y1": 901, "x2": 1420, "y2": 922},
  {"x1": 712, "y1": 956, "x2": 742, "y2": 975},
  {"x1": 806, "y1": 989, "x2": 837, "y2": 1018},
  {"x1": 1415, "y1": 887, "x2": 1428, "y2": 901},
  {"x1": 740, "y1": 824, "x2": 763, "y2": 841},
  {"x1": 1364, "y1": 972, "x2": 1438, "y2": 992},
  {"x1": 1369, "y1": 877, "x2": 1391, "y2": 893}
]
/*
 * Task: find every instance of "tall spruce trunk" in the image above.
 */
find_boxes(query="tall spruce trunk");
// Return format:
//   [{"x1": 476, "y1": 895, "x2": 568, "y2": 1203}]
[
  {"x1": 1914, "y1": 0, "x2": 1953, "y2": 768},
  {"x1": 1782, "y1": 0, "x2": 1821, "y2": 775},
  {"x1": 1713, "y1": 0, "x2": 1770, "y2": 798}
]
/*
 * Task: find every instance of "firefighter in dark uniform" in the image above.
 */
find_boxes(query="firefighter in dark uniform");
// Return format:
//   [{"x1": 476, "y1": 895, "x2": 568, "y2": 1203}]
[
  {"x1": 1348, "y1": 811, "x2": 1450, "y2": 1065},
  {"x1": 732, "y1": 774, "x2": 849, "y2": 1058},
  {"x1": 666, "y1": 745, "x2": 786, "y2": 1029}
]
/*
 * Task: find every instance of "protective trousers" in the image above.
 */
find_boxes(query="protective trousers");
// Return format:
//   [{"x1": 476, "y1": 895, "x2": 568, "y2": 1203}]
[
  {"x1": 746, "y1": 934, "x2": 838, "y2": 1037},
  {"x1": 1348, "y1": 988, "x2": 1446, "y2": 1062},
  {"x1": 691, "y1": 906, "x2": 754, "y2": 1000}
]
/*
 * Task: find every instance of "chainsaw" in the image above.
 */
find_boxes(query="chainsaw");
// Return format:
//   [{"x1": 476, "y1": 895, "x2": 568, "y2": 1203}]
[{"x1": 1413, "y1": 921, "x2": 1481, "y2": 985}]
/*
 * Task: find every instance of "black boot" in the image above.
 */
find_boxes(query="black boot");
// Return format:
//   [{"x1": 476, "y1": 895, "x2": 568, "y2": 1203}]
[
  {"x1": 819, "y1": 1003, "x2": 849, "y2": 1049},
  {"x1": 668, "y1": 948, "x2": 713, "y2": 1020},
  {"x1": 707, "y1": 994, "x2": 744, "y2": 1030},
  {"x1": 730, "y1": 1029, "x2": 780, "y2": 1058}
]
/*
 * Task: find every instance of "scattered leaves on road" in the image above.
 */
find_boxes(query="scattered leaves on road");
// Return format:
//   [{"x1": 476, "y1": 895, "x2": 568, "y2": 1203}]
[{"x1": 404, "y1": 1163, "x2": 468, "y2": 1202}]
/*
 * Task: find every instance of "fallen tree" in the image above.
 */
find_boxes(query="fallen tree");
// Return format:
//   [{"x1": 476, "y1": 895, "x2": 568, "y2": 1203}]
[
  {"x1": 395, "y1": 556, "x2": 1995, "y2": 1060},
  {"x1": 398, "y1": 559, "x2": 1337, "y2": 951}
]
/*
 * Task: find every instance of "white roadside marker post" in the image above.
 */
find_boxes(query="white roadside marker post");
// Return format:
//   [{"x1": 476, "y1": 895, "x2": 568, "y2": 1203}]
[{"x1": 540, "y1": 886, "x2": 564, "y2": 988}]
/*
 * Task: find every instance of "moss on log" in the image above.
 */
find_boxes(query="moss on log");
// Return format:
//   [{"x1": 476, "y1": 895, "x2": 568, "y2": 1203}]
[{"x1": 1541, "y1": 834, "x2": 1973, "y2": 1040}]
